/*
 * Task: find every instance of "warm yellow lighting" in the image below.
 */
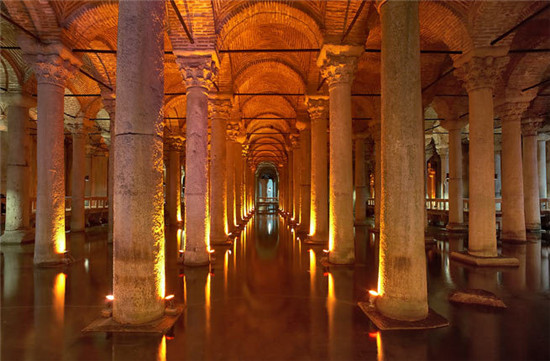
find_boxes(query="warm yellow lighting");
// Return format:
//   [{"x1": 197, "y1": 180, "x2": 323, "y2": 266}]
[
  {"x1": 164, "y1": 294, "x2": 175, "y2": 300},
  {"x1": 309, "y1": 249, "x2": 316, "y2": 291},
  {"x1": 54, "y1": 272, "x2": 66, "y2": 322},
  {"x1": 327, "y1": 272, "x2": 335, "y2": 344},
  {"x1": 177, "y1": 229, "x2": 183, "y2": 251},
  {"x1": 105, "y1": 294, "x2": 114, "y2": 301},
  {"x1": 205, "y1": 272, "x2": 211, "y2": 336},
  {"x1": 55, "y1": 233, "x2": 66, "y2": 254},
  {"x1": 159, "y1": 335, "x2": 167, "y2": 361},
  {"x1": 323, "y1": 249, "x2": 330, "y2": 253},
  {"x1": 368, "y1": 290, "x2": 379, "y2": 297}
]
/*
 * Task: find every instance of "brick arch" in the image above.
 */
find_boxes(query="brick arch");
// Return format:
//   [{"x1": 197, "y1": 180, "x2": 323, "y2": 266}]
[{"x1": 63, "y1": 2, "x2": 118, "y2": 49}]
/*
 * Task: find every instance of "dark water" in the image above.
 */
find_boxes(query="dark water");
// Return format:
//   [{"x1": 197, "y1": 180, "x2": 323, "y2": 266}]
[{"x1": 1, "y1": 215, "x2": 549, "y2": 360}]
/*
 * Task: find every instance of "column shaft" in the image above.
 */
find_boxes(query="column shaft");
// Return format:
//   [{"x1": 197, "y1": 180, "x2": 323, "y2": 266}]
[
  {"x1": 299, "y1": 128, "x2": 311, "y2": 233},
  {"x1": 523, "y1": 130, "x2": 541, "y2": 231},
  {"x1": 538, "y1": 140, "x2": 547, "y2": 199},
  {"x1": 447, "y1": 127, "x2": 465, "y2": 228},
  {"x1": 354, "y1": 137, "x2": 367, "y2": 225},
  {"x1": 292, "y1": 144, "x2": 301, "y2": 223},
  {"x1": 2, "y1": 99, "x2": 32, "y2": 243},
  {"x1": 234, "y1": 142, "x2": 243, "y2": 224},
  {"x1": 377, "y1": 0, "x2": 428, "y2": 321},
  {"x1": 167, "y1": 149, "x2": 182, "y2": 226},
  {"x1": 113, "y1": 0, "x2": 165, "y2": 323},
  {"x1": 226, "y1": 139, "x2": 235, "y2": 229},
  {"x1": 70, "y1": 126, "x2": 86, "y2": 232},
  {"x1": 210, "y1": 105, "x2": 228, "y2": 243}
]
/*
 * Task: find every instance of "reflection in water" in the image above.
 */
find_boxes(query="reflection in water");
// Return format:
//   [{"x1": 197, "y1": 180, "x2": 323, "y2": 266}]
[{"x1": 54, "y1": 272, "x2": 66, "y2": 322}]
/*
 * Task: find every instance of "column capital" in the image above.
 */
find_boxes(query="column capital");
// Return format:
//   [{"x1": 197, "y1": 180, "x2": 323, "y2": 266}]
[
  {"x1": 2, "y1": 92, "x2": 36, "y2": 108},
  {"x1": 19, "y1": 38, "x2": 82, "y2": 87},
  {"x1": 538, "y1": 133, "x2": 550, "y2": 142},
  {"x1": 305, "y1": 95, "x2": 329, "y2": 121},
  {"x1": 453, "y1": 47, "x2": 509, "y2": 92},
  {"x1": 290, "y1": 132, "x2": 300, "y2": 149},
  {"x1": 437, "y1": 146, "x2": 449, "y2": 157},
  {"x1": 522, "y1": 118, "x2": 544, "y2": 137},
  {"x1": 296, "y1": 119, "x2": 310, "y2": 131},
  {"x1": 166, "y1": 135, "x2": 185, "y2": 151},
  {"x1": 66, "y1": 121, "x2": 86, "y2": 135},
  {"x1": 208, "y1": 95, "x2": 232, "y2": 119},
  {"x1": 175, "y1": 51, "x2": 219, "y2": 90},
  {"x1": 100, "y1": 87, "x2": 116, "y2": 119},
  {"x1": 496, "y1": 101, "x2": 531, "y2": 124},
  {"x1": 352, "y1": 132, "x2": 369, "y2": 140},
  {"x1": 439, "y1": 119, "x2": 468, "y2": 132},
  {"x1": 317, "y1": 44, "x2": 363, "y2": 87},
  {"x1": 226, "y1": 122, "x2": 240, "y2": 141}
]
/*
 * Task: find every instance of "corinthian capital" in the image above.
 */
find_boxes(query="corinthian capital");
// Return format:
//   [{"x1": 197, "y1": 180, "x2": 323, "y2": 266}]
[
  {"x1": 317, "y1": 44, "x2": 363, "y2": 87},
  {"x1": 453, "y1": 47, "x2": 509, "y2": 92},
  {"x1": 522, "y1": 118, "x2": 543, "y2": 137},
  {"x1": 226, "y1": 122, "x2": 240, "y2": 141},
  {"x1": 209, "y1": 95, "x2": 232, "y2": 120},
  {"x1": 18, "y1": 37, "x2": 81, "y2": 87},
  {"x1": 305, "y1": 95, "x2": 329, "y2": 121},
  {"x1": 175, "y1": 51, "x2": 219, "y2": 90}
]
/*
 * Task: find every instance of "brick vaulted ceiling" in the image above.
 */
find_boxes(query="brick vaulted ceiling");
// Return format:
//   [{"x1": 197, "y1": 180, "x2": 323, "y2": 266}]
[{"x1": 1, "y1": 0, "x2": 549, "y2": 166}]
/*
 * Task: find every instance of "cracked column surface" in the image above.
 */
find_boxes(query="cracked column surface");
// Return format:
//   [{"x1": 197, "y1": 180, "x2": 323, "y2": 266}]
[
  {"x1": 1, "y1": 93, "x2": 34, "y2": 244},
  {"x1": 19, "y1": 38, "x2": 81, "y2": 265},
  {"x1": 113, "y1": 0, "x2": 166, "y2": 324},
  {"x1": 306, "y1": 96, "x2": 329, "y2": 243},
  {"x1": 354, "y1": 134, "x2": 368, "y2": 226},
  {"x1": 177, "y1": 50, "x2": 218, "y2": 266},
  {"x1": 318, "y1": 44, "x2": 362, "y2": 265},
  {"x1": 377, "y1": 0, "x2": 428, "y2": 321}
]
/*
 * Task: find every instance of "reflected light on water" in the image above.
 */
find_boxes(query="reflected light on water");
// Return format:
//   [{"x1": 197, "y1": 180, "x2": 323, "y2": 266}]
[
  {"x1": 327, "y1": 272, "x2": 335, "y2": 344},
  {"x1": 369, "y1": 332, "x2": 384, "y2": 361},
  {"x1": 158, "y1": 335, "x2": 166, "y2": 361},
  {"x1": 54, "y1": 272, "x2": 66, "y2": 322},
  {"x1": 309, "y1": 249, "x2": 316, "y2": 291}
]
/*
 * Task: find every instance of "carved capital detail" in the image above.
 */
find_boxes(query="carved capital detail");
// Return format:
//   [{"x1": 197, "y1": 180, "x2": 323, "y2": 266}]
[
  {"x1": 521, "y1": 118, "x2": 544, "y2": 137},
  {"x1": 176, "y1": 54, "x2": 219, "y2": 90},
  {"x1": 454, "y1": 50, "x2": 509, "y2": 92},
  {"x1": 165, "y1": 135, "x2": 185, "y2": 152},
  {"x1": 226, "y1": 122, "x2": 240, "y2": 141},
  {"x1": 290, "y1": 133, "x2": 300, "y2": 149},
  {"x1": 317, "y1": 45, "x2": 363, "y2": 87},
  {"x1": 209, "y1": 97, "x2": 232, "y2": 120},
  {"x1": 496, "y1": 102, "x2": 530, "y2": 124},
  {"x1": 305, "y1": 95, "x2": 329, "y2": 121}
]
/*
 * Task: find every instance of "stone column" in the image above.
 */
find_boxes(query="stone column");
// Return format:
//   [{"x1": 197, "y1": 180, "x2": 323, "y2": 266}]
[
  {"x1": 297, "y1": 120, "x2": 311, "y2": 233},
  {"x1": 354, "y1": 134, "x2": 368, "y2": 225},
  {"x1": 166, "y1": 136, "x2": 183, "y2": 226},
  {"x1": 100, "y1": 90, "x2": 116, "y2": 243},
  {"x1": 19, "y1": 40, "x2": 81, "y2": 265},
  {"x1": 291, "y1": 134, "x2": 301, "y2": 224},
  {"x1": 176, "y1": 51, "x2": 219, "y2": 265},
  {"x1": 371, "y1": 120, "x2": 382, "y2": 231},
  {"x1": 522, "y1": 118, "x2": 543, "y2": 232},
  {"x1": 226, "y1": 124, "x2": 238, "y2": 230},
  {"x1": 1, "y1": 93, "x2": 34, "y2": 244},
  {"x1": 233, "y1": 138, "x2": 244, "y2": 225},
  {"x1": 438, "y1": 147, "x2": 449, "y2": 199},
  {"x1": 454, "y1": 46, "x2": 508, "y2": 258},
  {"x1": 494, "y1": 142, "x2": 502, "y2": 198},
  {"x1": 441, "y1": 120, "x2": 467, "y2": 231},
  {"x1": 305, "y1": 96, "x2": 329, "y2": 243},
  {"x1": 287, "y1": 147, "x2": 293, "y2": 218},
  {"x1": 317, "y1": 44, "x2": 362, "y2": 264},
  {"x1": 538, "y1": 136, "x2": 547, "y2": 199},
  {"x1": 497, "y1": 100, "x2": 530, "y2": 242},
  {"x1": 376, "y1": 0, "x2": 428, "y2": 321},
  {"x1": 210, "y1": 97, "x2": 231, "y2": 243},
  {"x1": 68, "y1": 121, "x2": 86, "y2": 233},
  {"x1": 112, "y1": 0, "x2": 166, "y2": 323}
]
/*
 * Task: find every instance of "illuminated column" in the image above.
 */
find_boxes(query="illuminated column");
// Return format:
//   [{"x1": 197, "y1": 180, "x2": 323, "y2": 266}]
[
  {"x1": 438, "y1": 146, "x2": 449, "y2": 199},
  {"x1": 0, "y1": 93, "x2": 34, "y2": 244},
  {"x1": 454, "y1": 46, "x2": 508, "y2": 257},
  {"x1": 377, "y1": 0, "x2": 428, "y2": 321},
  {"x1": 522, "y1": 118, "x2": 543, "y2": 232},
  {"x1": 233, "y1": 138, "x2": 244, "y2": 225},
  {"x1": 166, "y1": 136, "x2": 183, "y2": 226},
  {"x1": 291, "y1": 134, "x2": 301, "y2": 223},
  {"x1": 226, "y1": 123, "x2": 238, "y2": 229},
  {"x1": 176, "y1": 51, "x2": 218, "y2": 265},
  {"x1": 317, "y1": 44, "x2": 362, "y2": 264},
  {"x1": 100, "y1": 90, "x2": 116, "y2": 243},
  {"x1": 297, "y1": 120, "x2": 311, "y2": 233},
  {"x1": 497, "y1": 100, "x2": 530, "y2": 242},
  {"x1": 112, "y1": 0, "x2": 166, "y2": 323},
  {"x1": 19, "y1": 40, "x2": 81, "y2": 265},
  {"x1": 440, "y1": 120, "x2": 467, "y2": 231},
  {"x1": 287, "y1": 147, "x2": 293, "y2": 217},
  {"x1": 538, "y1": 136, "x2": 547, "y2": 199},
  {"x1": 306, "y1": 96, "x2": 329, "y2": 243},
  {"x1": 68, "y1": 120, "x2": 86, "y2": 233},
  {"x1": 210, "y1": 97, "x2": 231, "y2": 243},
  {"x1": 369, "y1": 119, "x2": 382, "y2": 231},
  {"x1": 354, "y1": 134, "x2": 368, "y2": 225}
]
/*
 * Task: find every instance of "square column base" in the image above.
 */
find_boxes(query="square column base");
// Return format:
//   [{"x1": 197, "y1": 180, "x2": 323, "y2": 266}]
[
  {"x1": 83, "y1": 306, "x2": 183, "y2": 334},
  {"x1": 358, "y1": 303, "x2": 449, "y2": 330},
  {"x1": 0, "y1": 229, "x2": 35, "y2": 244},
  {"x1": 450, "y1": 251, "x2": 519, "y2": 267}
]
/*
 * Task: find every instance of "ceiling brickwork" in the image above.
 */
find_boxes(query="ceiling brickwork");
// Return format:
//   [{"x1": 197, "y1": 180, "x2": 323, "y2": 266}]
[{"x1": 1, "y1": 0, "x2": 548, "y2": 164}]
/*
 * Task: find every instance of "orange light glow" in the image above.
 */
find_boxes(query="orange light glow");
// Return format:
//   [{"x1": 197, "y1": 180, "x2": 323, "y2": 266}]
[
  {"x1": 323, "y1": 249, "x2": 330, "y2": 253},
  {"x1": 369, "y1": 290, "x2": 379, "y2": 297},
  {"x1": 105, "y1": 295, "x2": 114, "y2": 301},
  {"x1": 159, "y1": 335, "x2": 166, "y2": 361},
  {"x1": 55, "y1": 233, "x2": 66, "y2": 254},
  {"x1": 54, "y1": 272, "x2": 66, "y2": 322},
  {"x1": 177, "y1": 229, "x2": 183, "y2": 251},
  {"x1": 369, "y1": 332, "x2": 379, "y2": 338},
  {"x1": 309, "y1": 249, "x2": 316, "y2": 291},
  {"x1": 164, "y1": 294, "x2": 175, "y2": 300}
]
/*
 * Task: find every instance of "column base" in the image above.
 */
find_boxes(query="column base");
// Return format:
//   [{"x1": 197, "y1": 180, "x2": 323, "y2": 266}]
[
  {"x1": 354, "y1": 219, "x2": 369, "y2": 226},
  {"x1": 526, "y1": 224, "x2": 541, "y2": 232},
  {"x1": 450, "y1": 251, "x2": 519, "y2": 267},
  {"x1": 326, "y1": 250, "x2": 355, "y2": 265},
  {"x1": 304, "y1": 234, "x2": 328, "y2": 245},
  {"x1": 181, "y1": 251, "x2": 210, "y2": 267},
  {"x1": 0, "y1": 229, "x2": 34, "y2": 244},
  {"x1": 34, "y1": 253, "x2": 73, "y2": 267},
  {"x1": 446, "y1": 223, "x2": 468, "y2": 232},
  {"x1": 210, "y1": 236, "x2": 232, "y2": 246},
  {"x1": 500, "y1": 235, "x2": 527, "y2": 243},
  {"x1": 358, "y1": 303, "x2": 448, "y2": 330}
]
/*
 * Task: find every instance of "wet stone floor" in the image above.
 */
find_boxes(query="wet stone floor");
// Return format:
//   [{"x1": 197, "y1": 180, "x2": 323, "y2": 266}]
[{"x1": 1, "y1": 214, "x2": 550, "y2": 360}]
